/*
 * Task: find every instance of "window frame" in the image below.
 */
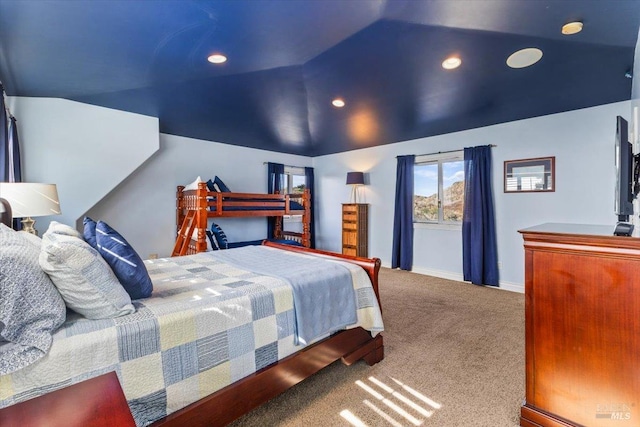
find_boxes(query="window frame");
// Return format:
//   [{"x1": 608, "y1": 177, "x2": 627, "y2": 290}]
[{"x1": 413, "y1": 151, "x2": 465, "y2": 227}]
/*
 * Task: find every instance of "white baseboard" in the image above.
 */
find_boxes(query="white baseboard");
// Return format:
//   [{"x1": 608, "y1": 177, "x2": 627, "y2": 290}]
[
  {"x1": 382, "y1": 262, "x2": 524, "y2": 294},
  {"x1": 495, "y1": 280, "x2": 524, "y2": 294},
  {"x1": 411, "y1": 266, "x2": 465, "y2": 283}
]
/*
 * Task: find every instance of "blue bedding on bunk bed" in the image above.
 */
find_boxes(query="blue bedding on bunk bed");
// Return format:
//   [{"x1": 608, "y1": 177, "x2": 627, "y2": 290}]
[
  {"x1": 227, "y1": 239, "x2": 302, "y2": 248},
  {"x1": 205, "y1": 177, "x2": 305, "y2": 212},
  {"x1": 207, "y1": 224, "x2": 302, "y2": 250},
  {"x1": 208, "y1": 200, "x2": 304, "y2": 212}
]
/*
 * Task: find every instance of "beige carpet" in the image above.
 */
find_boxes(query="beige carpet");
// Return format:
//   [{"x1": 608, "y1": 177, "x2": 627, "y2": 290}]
[{"x1": 230, "y1": 268, "x2": 525, "y2": 427}]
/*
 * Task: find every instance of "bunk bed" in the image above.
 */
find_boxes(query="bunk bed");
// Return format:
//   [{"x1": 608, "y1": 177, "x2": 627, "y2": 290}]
[
  {"x1": 174, "y1": 182, "x2": 311, "y2": 256},
  {"x1": 0, "y1": 241, "x2": 384, "y2": 427}
]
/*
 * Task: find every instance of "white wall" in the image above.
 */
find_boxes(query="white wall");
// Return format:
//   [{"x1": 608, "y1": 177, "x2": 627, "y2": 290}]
[
  {"x1": 313, "y1": 101, "x2": 631, "y2": 292},
  {"x1": 87, "y1": 134, "x2": 312, "y2": 259},
  {"x1": 11, "y1": 96, "x2": 631, "y2": 292},
  {"x1": 7, "y1": 97, "x2": 159, "y2": 233}
]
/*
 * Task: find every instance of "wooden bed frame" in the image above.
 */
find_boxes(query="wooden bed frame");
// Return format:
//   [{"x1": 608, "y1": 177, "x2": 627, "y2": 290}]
[
  {"x1": 174, "y1": 182, "x2": 311, "y2": 256},
  {"x1": 0, "y1": 242, "x2": 384, "y2": 427},
  {"x1": 154, "y1": 241, "x2": 384, "y2": 426}
]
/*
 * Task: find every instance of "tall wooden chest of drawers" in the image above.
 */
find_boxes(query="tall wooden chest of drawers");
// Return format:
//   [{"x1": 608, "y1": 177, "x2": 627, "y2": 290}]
[{"x1": 342, "y1": 204, "x2": 368, "y2": 257}]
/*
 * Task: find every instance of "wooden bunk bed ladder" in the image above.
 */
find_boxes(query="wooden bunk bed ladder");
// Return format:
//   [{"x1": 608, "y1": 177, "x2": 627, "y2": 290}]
[
  {"x1": 172, "y1": 209, "x2": 197, "y2": 257},
  {"x1": 174, "y1": 183, "x2": 210, "y2": 256}
]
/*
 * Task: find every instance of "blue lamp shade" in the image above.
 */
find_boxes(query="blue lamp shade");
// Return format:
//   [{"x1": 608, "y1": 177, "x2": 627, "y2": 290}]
[{"x1": 346, "y1": 172, "x2": 365, "y2": 185}]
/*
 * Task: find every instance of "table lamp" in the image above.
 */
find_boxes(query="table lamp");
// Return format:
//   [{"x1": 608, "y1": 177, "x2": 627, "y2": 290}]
[
  {"x1": 0, "y1": 183, "x2": 61, "y2": 235},
  {"x1": 346, "y1": 171, "x2": 365, "y2": 203}
]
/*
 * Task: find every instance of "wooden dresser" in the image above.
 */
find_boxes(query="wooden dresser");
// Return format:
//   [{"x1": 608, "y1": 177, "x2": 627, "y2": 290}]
[
  {"x1": 342, "y1": 203, "x2": 368, "y2": 257},
  {"x1": 519, "y1": 223, "x2": 640, "y2": 427}
]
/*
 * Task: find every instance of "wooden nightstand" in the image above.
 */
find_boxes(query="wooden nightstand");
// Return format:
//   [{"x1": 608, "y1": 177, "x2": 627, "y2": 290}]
[
  {"x1": 342, "y1": 204, "x2": 368, "y2": 257},
  {"x1": 0, "y1": 371, "x2": 135, "y2": 427}
]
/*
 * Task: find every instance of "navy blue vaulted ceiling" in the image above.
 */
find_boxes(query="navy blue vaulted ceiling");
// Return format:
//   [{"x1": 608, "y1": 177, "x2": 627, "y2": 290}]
[{"x1": 0, "y1": 0, "x2": 638, "y2": 156}]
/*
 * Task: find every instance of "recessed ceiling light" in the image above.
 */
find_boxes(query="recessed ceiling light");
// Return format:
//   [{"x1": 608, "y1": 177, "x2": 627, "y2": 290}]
[
  {"x1": 442, "y1": 56, "x2": 462, "y2": 70},
  {"x1": 332, "y1": 98, "x2": 345, "y2": 108},
  {"x1": 561, "y1": 21, "x2": 583, "y2": 35},
  {"x1": 207, "y1": 54, "x2": 227, "y2": 64},
  {"x1": 506, "y1": 48, "x2": 543, "y2": 69}
]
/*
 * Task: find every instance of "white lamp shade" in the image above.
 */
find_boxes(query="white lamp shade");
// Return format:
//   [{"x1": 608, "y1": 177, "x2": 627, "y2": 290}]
[{"x1": 0, "y1": 183, "x2": 61, "y2": 218}]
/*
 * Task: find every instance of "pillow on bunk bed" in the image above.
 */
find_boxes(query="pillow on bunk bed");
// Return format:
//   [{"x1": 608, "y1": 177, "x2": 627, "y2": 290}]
[
  {"x1": 184, "y1": 176, "x2": 204, "y2": 191},
  {"x1": 205, "y1": 230, "x2": 220, "y2": 250},
  {"x1": 210, "y1": 223, "x2": 229, "y2": 249},
  {"x1": 39, "y1": 221, "x2": 136, "y2": 320},
  {"x1": 270, "y1": 239, "x2": 304, "y2": 247},
  {"x1": 290, "y1": 200, "x2": 304, "y2": 210},
  {"x1": 208, "y1": 176, "x2": 231, "y2": 192},
  {"x1": 0, "y1": 224, "x2": 66, "y2": 375},
  {"x1": 94, "y1": 221, "x2": 153, "y2": 300},
  {"x1": 189, "y1": 228, "x2": 216, "y2": 251}
]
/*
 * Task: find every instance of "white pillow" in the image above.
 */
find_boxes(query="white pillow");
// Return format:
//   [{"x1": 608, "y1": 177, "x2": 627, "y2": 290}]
[
  {"x1": 184, "y1": 176, "x2": 204, "y2": 191},
  {"x1": 39, "y1": 222, "x2": 135, "y2": 319},
  {"x1": 191, "y1": 228, "x2": 214, "y2": 251}
]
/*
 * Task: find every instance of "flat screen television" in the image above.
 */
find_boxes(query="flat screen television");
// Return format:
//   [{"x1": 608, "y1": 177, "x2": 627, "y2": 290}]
[{"x1": 614, "y1": 115, "x2": 634, "y2": 222}]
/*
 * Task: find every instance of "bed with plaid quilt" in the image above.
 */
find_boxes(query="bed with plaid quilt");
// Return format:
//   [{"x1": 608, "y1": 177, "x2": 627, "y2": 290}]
[{"x1": 0, "y1": 246, "x2": 383, "y2": 426}]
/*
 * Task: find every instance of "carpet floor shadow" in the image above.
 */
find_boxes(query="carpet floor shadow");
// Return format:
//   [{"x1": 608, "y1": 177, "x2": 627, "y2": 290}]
[{"x1": 229, "y1": 268, "x2": 525, "y2": 427}]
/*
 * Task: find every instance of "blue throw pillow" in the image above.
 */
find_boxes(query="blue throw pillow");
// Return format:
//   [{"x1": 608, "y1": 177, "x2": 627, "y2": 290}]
[
  {"x1": 210, "y1": 223, "x2": 229, "y2": 249},
  {"x1": 213, "y1": 176, "x2": 231, "y2": 192},
  {"x1": 83, "y1": 216, "x2": 97, "y2": 248},
  {"x1": 95, "y1": 221, "x2": 153, "y2": 299},
  {"x1": 206, "y1": 230, "x2": 219, "y2": 250}
]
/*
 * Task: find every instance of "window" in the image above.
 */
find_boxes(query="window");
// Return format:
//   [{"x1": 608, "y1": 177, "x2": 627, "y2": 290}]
[
  {"x1": 284, "y1": 166, "x2": 306, "y2": 222},
  {"x1": 287, "y1": 172, "x2": 306, "y2": 194},
  {"x1": 283, "y1": 166, "x2": 305, "y2": 194},
  {"x1": 414, "y1": 152, "x2": 465, "y2": 224}
]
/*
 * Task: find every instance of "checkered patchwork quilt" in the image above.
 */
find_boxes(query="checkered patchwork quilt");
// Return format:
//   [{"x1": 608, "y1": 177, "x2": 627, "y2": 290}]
[{"x1": 0, "y1": 246, "x2": 383, "y2": 426}]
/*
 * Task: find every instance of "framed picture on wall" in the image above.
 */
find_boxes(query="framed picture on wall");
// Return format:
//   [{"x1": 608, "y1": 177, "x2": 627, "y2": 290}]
[{"x1": 504, "y1": 157, "x2": 555, "y2": 193}]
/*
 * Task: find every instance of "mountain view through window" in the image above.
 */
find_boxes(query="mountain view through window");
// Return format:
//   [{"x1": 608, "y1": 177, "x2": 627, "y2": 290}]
[{"x1": 414, "y1": 159, "x2": 464, "y2": 223}]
